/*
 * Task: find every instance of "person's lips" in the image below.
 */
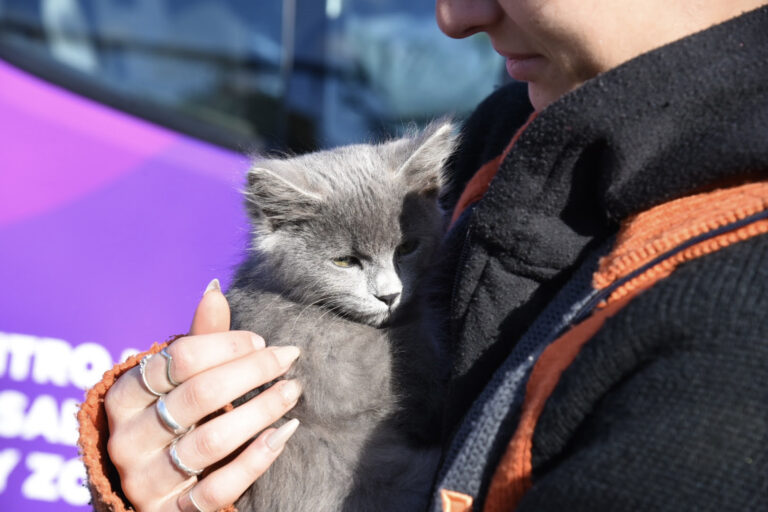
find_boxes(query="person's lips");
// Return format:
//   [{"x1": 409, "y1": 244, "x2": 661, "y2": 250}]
[{"x1": 497, "y1": 50, "x2": 545, "y2": 81}]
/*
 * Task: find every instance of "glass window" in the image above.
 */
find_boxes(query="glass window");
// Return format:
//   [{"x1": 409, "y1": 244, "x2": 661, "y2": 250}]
[{"x1": 0, "y1": 0, "x2": 505, "y2": 152}]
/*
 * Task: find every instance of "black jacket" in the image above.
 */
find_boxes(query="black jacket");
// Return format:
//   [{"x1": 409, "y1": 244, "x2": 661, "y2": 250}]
[{"x1": 433, "y1": 6, "x2": 768, "y2": 511}]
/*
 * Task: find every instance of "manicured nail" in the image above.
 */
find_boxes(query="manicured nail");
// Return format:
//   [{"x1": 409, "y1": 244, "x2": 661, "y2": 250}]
[
  {"x1": 278, "y1": 379, "x2": 302, "y2": 403},
  {"x1": 270, "y1": 346, "x2": 301, "y2": 369},
  {"x1": 204, "y1": 278, "x2": 221, "y2": 295},
  {"x1": 266, "y1": 418, "x2": 300, "y2": 452},
  {"x1": 250, "y1": 332, "x2": 266, "y2": 350}
]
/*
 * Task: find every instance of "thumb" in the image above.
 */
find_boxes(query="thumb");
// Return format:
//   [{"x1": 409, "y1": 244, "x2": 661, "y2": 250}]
[{"x1": 190, "y1": 278, "x2": 231, "y2": 335}]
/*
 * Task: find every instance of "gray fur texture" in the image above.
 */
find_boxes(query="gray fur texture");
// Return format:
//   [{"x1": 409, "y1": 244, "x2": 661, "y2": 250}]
[{"x1": 226, "y1": 121, "x2": 456, "y2": 511}]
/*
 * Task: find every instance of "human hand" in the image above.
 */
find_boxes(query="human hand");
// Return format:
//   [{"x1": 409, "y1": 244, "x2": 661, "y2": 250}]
[{"x1": 104, "y1": 279, "x2": 302, "y2": 511}]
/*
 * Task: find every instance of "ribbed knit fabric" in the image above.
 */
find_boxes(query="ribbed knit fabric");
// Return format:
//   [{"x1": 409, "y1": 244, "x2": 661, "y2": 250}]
[
  {"x1": 483, "y1": 187, "x2": 768, "y2": 511},
  {"x1": 522, "y1": 232, "x2": 768, "y2": 511},
  {"x1": 435, "y1": 188, "x2": 768, "y2": 511}
]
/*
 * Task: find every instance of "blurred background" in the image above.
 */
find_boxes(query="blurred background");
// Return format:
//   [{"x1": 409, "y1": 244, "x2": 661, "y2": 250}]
[{"x1": 0, "y1": 0, "x2": 504, "y2": 509}]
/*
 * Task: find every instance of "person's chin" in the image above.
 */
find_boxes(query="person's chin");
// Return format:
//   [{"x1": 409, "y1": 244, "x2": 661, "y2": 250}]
[
  {"x1": 505, "y1": 59, "x2": 559, "y2": 111},
  {"x1": 526, "y1": 78, "x2": 584, "y2": 112},
  {"x1": 526, "y1": 83, "x2": 560, "y2": 111}
]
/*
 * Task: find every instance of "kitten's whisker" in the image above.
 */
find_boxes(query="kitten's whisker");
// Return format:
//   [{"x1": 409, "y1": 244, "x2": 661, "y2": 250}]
[
  {"x1": 289, "y1": 295, "x2": 337, "y2": 336},
  {"x1": 312, "y1": 301, "x2": 346, "y2": 327}
]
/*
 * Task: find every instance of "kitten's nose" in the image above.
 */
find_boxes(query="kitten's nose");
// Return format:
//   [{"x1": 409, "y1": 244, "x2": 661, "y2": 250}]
[{"x1": 376, "y1": 292, "x2": 400, "y2": 307}]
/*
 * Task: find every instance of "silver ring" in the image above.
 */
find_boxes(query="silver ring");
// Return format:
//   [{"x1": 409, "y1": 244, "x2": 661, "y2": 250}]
[
  {"x1": 169, "y1": 438, "x2": 203, "y2": 477},
  {"x1": 178, "y1": 487, "x2": 204, "y2": 512},
  {"x1": 188, "y1": 490, "x2": 204, "y2": 512},
  {"x1": 155, "y1": 395, "x2": 190, "y2": 435},
  {"x1": 160, "y1": 347, "x2": 181, "y2": 387},
  {"x1": 139, "y1": 354, "x2": 164, "y2": 397}
]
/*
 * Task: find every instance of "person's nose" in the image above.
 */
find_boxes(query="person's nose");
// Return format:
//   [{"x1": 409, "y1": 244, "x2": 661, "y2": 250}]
[{"x1": 435, "y1": 0, "x2": 501, "y2": 39}]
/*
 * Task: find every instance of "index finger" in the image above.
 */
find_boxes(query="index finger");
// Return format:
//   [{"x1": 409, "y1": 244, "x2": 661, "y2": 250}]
[
  {"x1": 190, "y1": 278, "x2": 231, "y2": 335},
  {"x1": 105, "y1": 331, "x2": 264, "y2": 417},
  {"x1": 105, "y1": 278, "x2": 242, "y2": 416}
]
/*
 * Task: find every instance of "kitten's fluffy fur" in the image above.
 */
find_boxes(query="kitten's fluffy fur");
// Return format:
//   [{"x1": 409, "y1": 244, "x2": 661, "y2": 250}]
[{"x1": 226, "y1": 122, "x2": 456, "y2": 511}]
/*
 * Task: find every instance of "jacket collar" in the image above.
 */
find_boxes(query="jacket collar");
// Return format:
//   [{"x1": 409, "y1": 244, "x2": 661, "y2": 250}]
[
  {"x1": 473, "y1": 5, "x2": 768, "y2": 254},
  {"x1": 446, "y1": 5, "x2": 768, "y2": 430}
]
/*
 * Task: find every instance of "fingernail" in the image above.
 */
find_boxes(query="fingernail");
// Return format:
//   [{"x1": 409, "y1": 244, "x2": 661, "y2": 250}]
[
  {"x1": 250, "y1": 332, "x2": 266, "y2": 349},
  {"x1": 279, "y1": 379, "x2": 302, "y2": 403},
  {"x1": 204, "y1": 278, "x2": 221, "y2": 295},
  {"x1": 266, "y1": 418, "x2": 300, "y2": 452},
  {"x1": 270, "y1": 346, "x2": 300, "y2": 369}
]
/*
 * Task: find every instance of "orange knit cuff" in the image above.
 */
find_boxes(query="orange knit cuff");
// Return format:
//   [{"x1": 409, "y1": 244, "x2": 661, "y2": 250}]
[
  {"x1": 77, "y1": 339, "x2": 175, "y2": 512},
  {"x1": 76, "y1": 334, "x2": 239, "y2": 512},
  {"x1": 76, "y1": 335, "x2": 240, "y2": 512}
]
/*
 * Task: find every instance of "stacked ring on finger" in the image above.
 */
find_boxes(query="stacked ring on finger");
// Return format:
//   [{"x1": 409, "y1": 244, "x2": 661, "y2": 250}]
[
  {"x1": 156, "y1": 395, "x2": 191, "y2": 435},
  {"x1": 178, "y1": 487, "x2": 205, "y2": 512},
  {"x1": 139, "y1": 354, "x2": 164, "y2": 397},
  {"x1": 160, "y1": 347, "x2": 181, "y2": 387},
  {"x1": 170, "y1": 438, "x2": 203, "y2": 477}
]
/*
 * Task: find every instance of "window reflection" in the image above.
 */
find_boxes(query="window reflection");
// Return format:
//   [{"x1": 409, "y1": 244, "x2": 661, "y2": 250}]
[{"x1": 0, "y1": 0, "x2": 504, "y2": 152}]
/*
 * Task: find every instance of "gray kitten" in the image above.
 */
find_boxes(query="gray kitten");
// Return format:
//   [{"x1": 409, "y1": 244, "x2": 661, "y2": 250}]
[{"x1": 226, "y1": 121, "x2": 456, "y2": 512}]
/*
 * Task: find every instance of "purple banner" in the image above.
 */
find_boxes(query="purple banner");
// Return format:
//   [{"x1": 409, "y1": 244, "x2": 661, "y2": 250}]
[{"x1": 0, "y1": 59, "x2": 251, "y2": 510}]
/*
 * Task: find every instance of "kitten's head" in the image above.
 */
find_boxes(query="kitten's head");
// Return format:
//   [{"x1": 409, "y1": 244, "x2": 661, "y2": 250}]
[{"x1": 244, "y1": 121, "x2": 456, "y2": 326}]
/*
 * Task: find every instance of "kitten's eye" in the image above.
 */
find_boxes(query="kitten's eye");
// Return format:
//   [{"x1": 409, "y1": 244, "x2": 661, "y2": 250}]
[
  {"x1": 396, "y1": 239, "x2": 419, "y2": 257},
  {"x1": 332, "y1": 256, "x2": 361, "y2": 268}
]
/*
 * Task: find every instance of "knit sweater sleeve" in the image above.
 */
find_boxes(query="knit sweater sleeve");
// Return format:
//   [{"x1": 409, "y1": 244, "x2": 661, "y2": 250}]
[
  {"x1": 77, "y1": 342, "x2": 170, "y2": 512},
  {"x1": 77, "y1": 336, "x2": 240, "y2": 512},
  {"x1": 518, "y1": 235, "x2": 768, "y2": 511},
  {"x1": 77, "y1": 336, "x2": 237, "y2": 512}
]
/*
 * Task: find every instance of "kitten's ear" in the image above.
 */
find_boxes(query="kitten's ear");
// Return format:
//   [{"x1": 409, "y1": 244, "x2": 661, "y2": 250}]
[
  {"x1": 246, "y1": 162, "x2": 321, "y2": 230},
  {"x1": 397, "y1": 120, "x2": 457, "y2": 198}
]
